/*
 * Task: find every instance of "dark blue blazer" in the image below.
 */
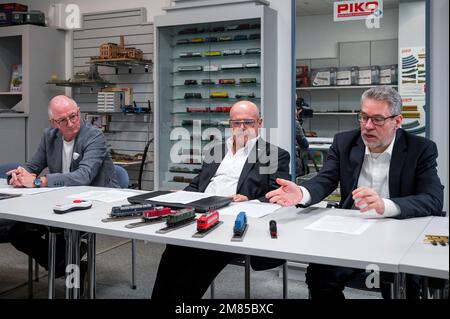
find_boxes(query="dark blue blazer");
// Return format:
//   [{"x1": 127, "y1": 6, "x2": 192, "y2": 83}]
[{"x1": 301, "y1": 129, "x2": 444, "y2": 219}]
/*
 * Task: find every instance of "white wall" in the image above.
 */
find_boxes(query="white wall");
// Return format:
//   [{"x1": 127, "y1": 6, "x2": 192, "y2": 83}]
[
  {"x1": 3, "y1": 0, "x2": 170, "y2": 22},
  {"x1": 269, "y1": 0, "x2": 293, "y2": 154},
  {"x1": 430, "y1": 0, "x2": 449, "y2": 213},
  {"x1": 296, "y1": 9, "x2": 399, "y2": 59}
]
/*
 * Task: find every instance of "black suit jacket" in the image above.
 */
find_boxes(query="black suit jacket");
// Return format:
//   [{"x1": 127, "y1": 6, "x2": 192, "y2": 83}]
[
  {"x1": 301, "y1": 129, "x2": 443, "y2": 219},
  {"x1": 184, "y1": 138, "x2": 291, "y2": 202},
  {"x1": 183, "y1": 138, "x2": 291, "y2": 270}
]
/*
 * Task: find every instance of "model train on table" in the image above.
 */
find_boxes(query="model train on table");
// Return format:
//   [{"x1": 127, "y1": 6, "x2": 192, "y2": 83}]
[
  {"x1": 233, "y1": 211, "x2": 248, "y2": 237},
  {"x1": 166, "y1": 207, "x2": 196, "y2": 227},
  {"x1": 196, "y1": 211, "x2": 220, "y2": 233}
]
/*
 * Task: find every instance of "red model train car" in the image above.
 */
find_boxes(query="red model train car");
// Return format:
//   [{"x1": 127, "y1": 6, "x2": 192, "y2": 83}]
[
  {"x1": 197, "y1": 211, "x2": 220, "y2": 233},
  {"x1": 142, "y1": 207, "x2": 173, "y2": 220}
]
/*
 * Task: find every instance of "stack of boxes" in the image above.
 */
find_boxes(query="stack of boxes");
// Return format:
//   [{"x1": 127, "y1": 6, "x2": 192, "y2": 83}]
[{"x1": 0, "y1": 3, "x2": 45, "y2": 26}]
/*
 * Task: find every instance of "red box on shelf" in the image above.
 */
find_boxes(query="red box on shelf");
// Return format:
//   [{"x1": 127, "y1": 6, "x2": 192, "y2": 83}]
[
  {"x1": 0, "y1": 3, "x2": 28, "y2": 11},
  {"x1": 0, "y1": 3, "x2": 28, "y2": 25},
  {"x1": 296, "y1": 65, "x2": 309, "y2": 78},
  {"x1": 296, "y1": 76, "x2": 309, "y2": 87}
]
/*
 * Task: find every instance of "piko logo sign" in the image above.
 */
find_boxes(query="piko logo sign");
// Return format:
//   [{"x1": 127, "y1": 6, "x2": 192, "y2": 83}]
[
  {"x1": 334, "y1": 1, "x2": 383, "y2": 22},
  {"x1": 48, "y1": 3, "x2": 81, "y2": 30}
]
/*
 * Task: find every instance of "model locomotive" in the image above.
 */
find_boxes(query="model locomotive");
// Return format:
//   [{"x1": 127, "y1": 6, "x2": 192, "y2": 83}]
[
  {"x1": 233, "y1": 211, "x2": 247, "y2": 237},
  {"x1": 166, "y1": 207, "x2": 196, "y2": 227},
  {"x1": 110, "y1": 203, "x2": 156, "y2": 218},
  {"x1": 142, "y1": 207, "x2": 173, "y2": 221},
  {"x1": 196, "y1": 211, "x2": 220, "y2": 233}
]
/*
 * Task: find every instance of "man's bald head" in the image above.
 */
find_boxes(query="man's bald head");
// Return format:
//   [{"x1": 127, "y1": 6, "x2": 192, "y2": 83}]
[
  {"x1": 230, "y1": 101, "x2": 260, "y2": 120},
  {"x1": 48, "y1": 95, "x2": 78, "y2": 119}
]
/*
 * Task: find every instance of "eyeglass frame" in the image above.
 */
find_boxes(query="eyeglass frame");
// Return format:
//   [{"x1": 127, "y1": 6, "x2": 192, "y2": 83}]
[
  {"x1": 357, "y1": 112, "x2": 399, "y2": 126},
  {"x1": 229, "y1": 118, "x2": 261, "y2": 128},
  {"x1": 52, "y1": 110, "x2": 80, "y2": 126}
]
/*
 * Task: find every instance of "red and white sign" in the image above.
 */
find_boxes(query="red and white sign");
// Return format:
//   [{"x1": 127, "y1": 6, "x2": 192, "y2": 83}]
[{"x1": 334, "y1": 1, "x2": 383, "y2": 21}]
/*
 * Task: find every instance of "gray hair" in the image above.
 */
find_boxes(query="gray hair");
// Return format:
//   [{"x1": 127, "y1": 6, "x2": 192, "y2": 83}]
[
  {"x1": 48, "y1": 96, "x2": 78, "y2": 119},
  {"x1": 361, "y1": 86, "x2": 402, "y2": 115}
]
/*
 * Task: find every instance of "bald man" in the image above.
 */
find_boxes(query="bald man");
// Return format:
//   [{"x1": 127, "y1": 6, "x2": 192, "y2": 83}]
[
  {"x1": 151, "y1": 101, "x2": 291, "y2": 299},
  {"x1": 6, "y1": 95, "x2": 118, "y2": 279}
]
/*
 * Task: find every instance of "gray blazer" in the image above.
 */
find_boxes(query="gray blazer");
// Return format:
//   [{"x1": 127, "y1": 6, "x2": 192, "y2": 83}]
[{"x1": 25, "y1": 122, "x2": 119, "y2": 188}]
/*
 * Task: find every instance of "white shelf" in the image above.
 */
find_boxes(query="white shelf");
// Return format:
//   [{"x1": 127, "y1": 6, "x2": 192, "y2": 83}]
[
  {"x1": 313, "y1": 112, "x2": 358, "y2": 116},
  {"x1": 0, "y1": 92, "x2": 22, "y2": 95},
  {"x1": 297, "y1": 85, "x2": 398, "y2": 90}
]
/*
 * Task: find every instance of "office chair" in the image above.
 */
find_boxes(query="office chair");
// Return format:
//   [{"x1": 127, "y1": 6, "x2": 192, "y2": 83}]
[
  {"x1": 0, "y1": 162, "x2": 39, "y2": 298},
  {"x1": 112, "y1": 165, "x2": 138, "y2": 289}
]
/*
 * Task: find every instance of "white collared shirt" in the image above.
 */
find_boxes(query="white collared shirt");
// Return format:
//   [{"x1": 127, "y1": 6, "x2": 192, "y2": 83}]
[
  {"x1": 300, "y1": 135, "x2": 401, "y2": 217},
  {"x1": 62, "y1": 138, "x2": 75, "y2": 174},
  {"x1": 204, "y1": 137, "x2": 258, "y2": 197}
]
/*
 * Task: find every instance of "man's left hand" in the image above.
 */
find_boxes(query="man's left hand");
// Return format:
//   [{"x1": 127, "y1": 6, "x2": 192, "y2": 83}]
[
  {"x1": 232, "y1": 194, "x2": 249, "y2": 202},
  {"x1": 352, "y1": 187, "x2": 385, "y2": 215}
]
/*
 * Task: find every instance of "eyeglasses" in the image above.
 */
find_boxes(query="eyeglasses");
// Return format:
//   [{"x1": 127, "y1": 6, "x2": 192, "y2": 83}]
[
  {"x1": 53, "y1": 112, "x2": 79, "y2": 126},
  {"x1": 229, "y1": 119, "x2": 259, "y2": 128},
  {"x1": 357, "y1": 112, "x2": 398, "y2": 126}
]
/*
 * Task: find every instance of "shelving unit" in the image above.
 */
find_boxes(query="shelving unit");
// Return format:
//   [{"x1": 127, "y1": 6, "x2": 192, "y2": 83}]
[
  {"x1": 0, "y1": 25, "x2": 65, "y2": 163},
  {"x1": 154, "y1": 1, "x2": 277, "y2": 190}
]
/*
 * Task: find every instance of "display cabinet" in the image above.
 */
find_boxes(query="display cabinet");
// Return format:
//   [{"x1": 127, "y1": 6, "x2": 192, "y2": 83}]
[{"x1": 154, "y1": 1, "x2": 277, "y2": 190}]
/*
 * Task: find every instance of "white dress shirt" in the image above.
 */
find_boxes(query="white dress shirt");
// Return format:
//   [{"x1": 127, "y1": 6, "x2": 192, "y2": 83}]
[
  {"x1": 300, "y1": 135, "x2": 401, "y2": 217},
  {"x1": 62, "y1": 138, "x2": 75, "y2": 174},
  {"x1": 204, "y1": 137, "x2": 258, "y2": 197}
]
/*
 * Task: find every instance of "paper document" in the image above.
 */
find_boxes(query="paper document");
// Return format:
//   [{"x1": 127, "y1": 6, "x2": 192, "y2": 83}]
[
  {"x1": 0, "y1": 179, "x2": 7, "y2": 186},
  {"x1": 149, "y1": 191, "x2": 214, "y2": 204},
  {"x1": 219, "y1": 200, "x2": 282, "y2": 218},
  {"x1": 0, "y1": 185, "x2": 63, "y2": 195},
  {"x1": 67, "y1": 189, "x2": 140, "y2": 203},
  {"x1": 304, "y1": 215, "x2": 376, "y2": 235}
]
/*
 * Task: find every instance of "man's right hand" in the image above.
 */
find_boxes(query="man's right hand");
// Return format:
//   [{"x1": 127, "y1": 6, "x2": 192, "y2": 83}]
[
  {"x1": 265, "y1": 178, "x2": 303, "y2": 206},
  {"x1": 6, "y1": 167, "x2": 24, "y2": 188}
]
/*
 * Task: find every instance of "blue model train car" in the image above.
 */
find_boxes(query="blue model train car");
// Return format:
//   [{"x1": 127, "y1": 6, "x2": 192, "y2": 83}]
[{"x1": 233, "y1": 211, "x2": 247, "y2": 236}]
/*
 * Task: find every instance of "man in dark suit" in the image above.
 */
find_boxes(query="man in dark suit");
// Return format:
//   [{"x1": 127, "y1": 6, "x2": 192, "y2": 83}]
[
  {"x1": 266, "y1": 86, "x2": 443, "y2": 299},
  {"x1": 151, "y1": 101, "x2": 290, "y2": 299}
]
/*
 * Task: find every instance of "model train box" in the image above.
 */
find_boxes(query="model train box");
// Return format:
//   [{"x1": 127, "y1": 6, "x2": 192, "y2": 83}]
[
  {"x1": 11, "y1": 10, "x2": 45, "y2": 26},
  {"x1": 311, "y1": 67, "x2": 336, "y2": 86},
  {"x1": 0, "y1": 3, "x2": 27, "y2": 25},
  {"x1": 336, "y1": 66, "x2": 358, "y2": 86}
]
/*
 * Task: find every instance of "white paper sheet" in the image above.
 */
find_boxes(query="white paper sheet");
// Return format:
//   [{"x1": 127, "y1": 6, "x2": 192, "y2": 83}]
[
  {"x1": 148, "y1": 191, "x2": 214, "y2": 204},
  {"x1": 0, "y1": 178, "x2": 7, "y2": 186},
  {"x1": 304, "y1": 215, "x2": 376, "y2": 235},
  {"x1": 66, "y1": 190, "x2": 140, "y2": 203},
  {"x1": 218, "y1": 200, "x2": 282, "y2": 218},
  {"x1": 0, "y1": 185, "x2": 64, "y2": 195}
]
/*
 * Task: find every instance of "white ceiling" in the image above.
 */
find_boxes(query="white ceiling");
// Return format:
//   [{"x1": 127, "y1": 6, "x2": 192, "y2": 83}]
[{"x1": 296, "y1": 0, "x2": 400, "y2": 16}]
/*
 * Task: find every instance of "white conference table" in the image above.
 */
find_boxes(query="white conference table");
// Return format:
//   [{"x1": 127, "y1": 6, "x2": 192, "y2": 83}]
[
  {"x1": 399, "y1": 217, "x2": 449, "y2": 280},
  {"x1": 0, "y1": 185, "x2": 444, "y2": 299}
]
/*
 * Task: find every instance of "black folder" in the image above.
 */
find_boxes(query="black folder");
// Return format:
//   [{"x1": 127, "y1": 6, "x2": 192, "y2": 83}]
[{"x1": 127, "y1": 191, "x2": 232, "y2": 213}]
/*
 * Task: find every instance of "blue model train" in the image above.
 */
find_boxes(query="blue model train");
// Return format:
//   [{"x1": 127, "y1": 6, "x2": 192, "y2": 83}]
[{"x1": 233, "y1": 211, "x2": 247, "y2": 237}]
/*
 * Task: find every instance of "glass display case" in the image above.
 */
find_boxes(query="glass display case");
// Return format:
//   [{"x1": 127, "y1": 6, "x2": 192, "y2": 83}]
[{"x1": 154, "y1": 2, "x2": 277, "y2": 190}]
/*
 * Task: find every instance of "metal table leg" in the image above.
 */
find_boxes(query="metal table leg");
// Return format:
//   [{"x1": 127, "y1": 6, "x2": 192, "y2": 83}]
[
  {"x1": 65, "y1": 230, "x2": 73, "y2": 299},
  {"x1": 47, "y1": 231, "x2": 56, "y2": 299},
  {"x1": 244, "y1": 255, "x2": 251, "y2": 299},
  {"x1": 393, "y1": 273, "x2": 406, "y2": 299},
  {"x1": 282, "y1": 262, "x2": 288, "y2": 299},
  {"x1": 87, "y1": 233, "x2": 96, "y2": 299},
  {"x1": 131, "y1": 239, "x2": 137, "y2": 289},
  {"x1": 73, "y1": 231, "x2": 81, "y2": 299}
]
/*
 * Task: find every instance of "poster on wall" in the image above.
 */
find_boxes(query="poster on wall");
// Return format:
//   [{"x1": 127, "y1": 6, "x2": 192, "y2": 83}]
[
  {"x1": 399, "y1": 47, "x2": 426, "y2": 136},
  {"x1": 399, "y1": 47, "x2": 426, "y2": 96},
  {"x1": 401, "y1": 96, "x2": 426, "y2": 137}
]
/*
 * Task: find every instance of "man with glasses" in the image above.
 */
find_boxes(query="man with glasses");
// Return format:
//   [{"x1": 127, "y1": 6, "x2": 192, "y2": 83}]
[
  {"x1": 151, "y1": 100, "x2": 290, "y2": 299},
  {"x1": 6, "y1": 95, "x2": 118, "y2": 285},
  {"x1": 266, "y1": 86, "x2": 443, "y2": 299}
]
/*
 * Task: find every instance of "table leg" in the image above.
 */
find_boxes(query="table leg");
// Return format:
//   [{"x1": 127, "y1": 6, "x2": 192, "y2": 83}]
[
  {"x1": 87, "y1": 233, "x2": 96, "y2": 299},
  {"x1": 65, "y1": 230, "x2": 73, "y2": 299},
  {"x1": 47, "y1": 231, "x2": 56, "y2": 299},
  {"x1": 393, "y1": 273, "x2": 406, "y2": 299}
]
